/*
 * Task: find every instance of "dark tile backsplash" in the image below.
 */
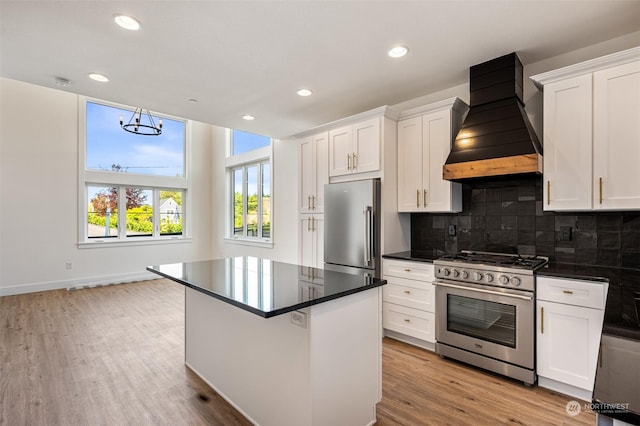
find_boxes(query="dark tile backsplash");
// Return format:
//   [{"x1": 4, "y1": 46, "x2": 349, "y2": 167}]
[{"x1": 411, "y1": 175, "x2": 640, "y2": 268}]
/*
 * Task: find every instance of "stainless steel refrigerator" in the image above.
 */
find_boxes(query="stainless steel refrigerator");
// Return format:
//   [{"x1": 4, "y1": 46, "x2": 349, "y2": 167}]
[{"x1": 324, "y1": 179, "x2": 380, "y2": 277}]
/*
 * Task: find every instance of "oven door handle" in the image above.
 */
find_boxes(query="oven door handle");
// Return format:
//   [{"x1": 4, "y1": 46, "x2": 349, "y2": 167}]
[{"x1": 434, "y1": 281, "x2": 533, "y2": 301}]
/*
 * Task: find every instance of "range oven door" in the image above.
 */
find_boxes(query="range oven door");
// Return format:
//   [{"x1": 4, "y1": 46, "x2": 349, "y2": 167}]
[{"x1": 435, "y1": 279, "x2": 534, "y2": 369}]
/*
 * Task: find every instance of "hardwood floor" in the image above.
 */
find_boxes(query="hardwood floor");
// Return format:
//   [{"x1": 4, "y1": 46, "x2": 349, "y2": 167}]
[{"x1": 1, "y1": 280, "x2": 595, "y2": 425}]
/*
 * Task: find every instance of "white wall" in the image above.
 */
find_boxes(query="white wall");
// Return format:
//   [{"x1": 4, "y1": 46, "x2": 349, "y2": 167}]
[{"x1": 0, "y1": 78, "x2": 215, "y2": 295}]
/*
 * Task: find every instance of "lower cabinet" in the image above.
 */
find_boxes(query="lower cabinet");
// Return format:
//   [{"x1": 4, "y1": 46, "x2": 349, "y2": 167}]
[
  {"x1": 536, "y1": 276, "x2": 607, "y2": 401},
  {"x1": 382, "y1": 259, "x2": 436, "y2": 350}
]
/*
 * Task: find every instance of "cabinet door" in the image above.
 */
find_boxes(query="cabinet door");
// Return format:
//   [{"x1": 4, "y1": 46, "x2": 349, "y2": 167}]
[
  {"x1": 328, "y1": 125, "x2": 351, "y2": 177},
  {"x1": 299, "y1": 137, "x2": 315, "y2": 213},
  {"x1": 313, "y1": 215, "x2": 324, "y2": 268},
  {"x1": 543, "y1": 74, "x2": 593, "y2": 210},
  {"x1": 537, "y1": 300, "x2": 604, "y2": 391},
  {"x1": 423, "y1": 109, "x2": 461, "y2": 212},
  {"x1": 313, "y1": 132, "x2": 329, "y2": 212},
  {"x1": 593, "y1": 60, "x2": 640, "y2": 210},
  {"x1": 397, "y1": 117, "x2": 423, "y2": 212},
  {"x1": 352, "y1": 118, "x2": 380, "y2": 174},
  {"x1": 299, "y1": 215, "x2": 315, "y2": 267}
]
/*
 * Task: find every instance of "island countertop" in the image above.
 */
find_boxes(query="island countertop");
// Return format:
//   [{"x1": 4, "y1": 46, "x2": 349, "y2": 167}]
[{"x1": 147, "y1": 257, "x2": 386, "y2": 318}]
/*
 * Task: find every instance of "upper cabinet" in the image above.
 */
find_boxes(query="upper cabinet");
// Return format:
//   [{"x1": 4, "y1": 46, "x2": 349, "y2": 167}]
[
  {"x1": 532, "y1": 47, "x2": 640, "y2": 211},
  {"x1": 299, "y1": 132, "x2": 329, "y2": 213},
  {"x1": 329, "y1": 117, "x2": 381, "y2": 177},
  {"x1": 397, "y1": 97, "x2": 468, "y2": 213}
]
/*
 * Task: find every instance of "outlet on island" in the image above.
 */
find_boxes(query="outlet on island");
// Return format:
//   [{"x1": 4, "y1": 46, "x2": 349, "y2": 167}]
[{"x1": 448, "y1": 224, "x2": 457, "y2": 236}]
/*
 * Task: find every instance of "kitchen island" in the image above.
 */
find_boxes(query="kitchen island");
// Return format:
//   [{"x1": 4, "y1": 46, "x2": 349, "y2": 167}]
[{"x1": 147, "y1": 257, "x2": 386, "y2": 426}]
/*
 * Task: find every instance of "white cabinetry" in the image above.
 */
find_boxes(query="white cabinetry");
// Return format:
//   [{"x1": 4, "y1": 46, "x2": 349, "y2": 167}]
[
  {"x1": 536, "y1": 276, "x2": 607, "y2": 401},
  {"x1": 531, "y1": 47, "x2": 640, "y2": 211},
  {"x1": 397, "y1": 97, "x2": 467, "y2": 212},
  {"x1": 382, "y1": 258, "x2": 436, "y2": 350},
  {"x1": 299, "y1": 215, "x2": 324, "y2": 268},
  {"x1": 299, "y1": 132, "x2": 328, "y2": 213},
  {"x1": 329, "y1": 117, "x2": 381, "y2": 177}
]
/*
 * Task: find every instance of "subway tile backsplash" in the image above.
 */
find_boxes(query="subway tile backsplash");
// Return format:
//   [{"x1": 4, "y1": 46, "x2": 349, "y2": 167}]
[{"x1": 411, "y1": 175, "x2": 640, "y2": 268}]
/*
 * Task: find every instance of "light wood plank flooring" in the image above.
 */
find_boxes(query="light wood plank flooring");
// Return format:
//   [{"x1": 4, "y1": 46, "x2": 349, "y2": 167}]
[{"x1": 1, "y1": 279, "x2": 595, "y2": 425}]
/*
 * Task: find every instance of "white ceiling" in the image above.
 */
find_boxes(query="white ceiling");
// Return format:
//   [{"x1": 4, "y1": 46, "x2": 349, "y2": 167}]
[{"x1": 1, "y1": 1, "x2": 639, "y2": 139}]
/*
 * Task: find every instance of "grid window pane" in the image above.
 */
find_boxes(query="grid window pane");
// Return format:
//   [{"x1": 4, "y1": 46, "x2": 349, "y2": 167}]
[
  {"x1": 233, "y1": 169, "x2": 244, "y2": 236},
  {"x1": 262, "y1": 162, "x2": 271, "y2": 238},
  {"x1": 159, "y1": 190, "x2": 183, "y2": 236},
  {"x1": 126, "y1": 188, "x2": 153, "y2": 237},
  {"x1": 87, "y1": 186, "x2": 118, "y2": 238},
  {"x1": 86, "y1": 102, "x2": 185, "y2": 177}
]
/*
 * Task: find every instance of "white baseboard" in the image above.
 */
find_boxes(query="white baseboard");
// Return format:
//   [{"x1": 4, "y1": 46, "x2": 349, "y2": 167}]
[
  {"x1": 538, "y1": 376, "x2": 593, "y2": 402},
  {"x1": 384, "y1": 329, "x2": 436, "y2": 352},
  {"x1": 0, "y1": 271, "x2": 158, "y2": 296}
]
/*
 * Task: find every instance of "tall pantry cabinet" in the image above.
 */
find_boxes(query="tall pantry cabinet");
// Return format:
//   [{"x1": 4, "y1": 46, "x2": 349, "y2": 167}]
[{"x1": 531, "y1": 47, "x2": 640, "y2": 211}]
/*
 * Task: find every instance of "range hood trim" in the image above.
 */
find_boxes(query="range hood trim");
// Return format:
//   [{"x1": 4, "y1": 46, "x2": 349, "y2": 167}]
[{"x1": 443, "y1": 153, "x2": 542, "y2": 180}]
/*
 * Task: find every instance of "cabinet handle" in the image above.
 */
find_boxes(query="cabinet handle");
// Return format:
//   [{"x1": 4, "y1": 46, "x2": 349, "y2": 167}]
[
  {"x1": 307, "y1": 218, "x2": 311, "y2": 231},
  {"x1": 541, "y1": 307, "x2": 544, "y2": 334},
  {"x1": 547, "y1": 181, "x2": 550, "y2": 205},
  {"x1": 416, "y1": 189, "x2": 420, "y2": 208},
  {"x1": 404, "y1": 318, "x2": 411, "y2": 323},
  {"x1": 599, "y1": 177, "x2": 603, "y2": 204},
  {"x1": 311, "y1": 217, "x2": 315, "y2": 231},
  {"x1": 312, "y1": 195, "x2": 316, "y2": 210},
  {"x1": 424, "y1": 189, "x2": 427, "y2": 208},
  {"x1": 404, "y1": 290, "x2": 412, "y2": 294},
  {"x1": 308, "y1": 195, "x2": 311, "y2": 209},
  {"x1": 562, "y1": 290, "x2": 573, "y2": 295},
  {"x1": 352, "y1": 152, "x2": 357, "y2": 169},
  {"x1": 347, "y1": 154, "x2": 351, "y2": 170},
  {"x1": 404, "y1": 268, "x2": 411, "y2": 272}
]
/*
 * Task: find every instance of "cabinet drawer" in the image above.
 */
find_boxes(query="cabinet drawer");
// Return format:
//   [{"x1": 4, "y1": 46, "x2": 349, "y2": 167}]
[
  {"x1": 383, "y1": 302, "x2": 435, "y2": 343},
  {"x1": 382, "y1": 277, "x2": 434, "y2": 312},
  {"x1": 537, "y1": 276, "x2": 606, "y2": 309},
  {"x1": 383, "y1": 259, "x2": 434, "y2": 281}
]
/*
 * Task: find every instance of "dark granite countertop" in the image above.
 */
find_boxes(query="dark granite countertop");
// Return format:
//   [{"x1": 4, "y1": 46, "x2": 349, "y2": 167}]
[
  {"x1": 147, "y1": 257, "x2": 386, "y2": 318},
  {"x1": 538, "y1": 263, "x2": 640, "y2": 341}
]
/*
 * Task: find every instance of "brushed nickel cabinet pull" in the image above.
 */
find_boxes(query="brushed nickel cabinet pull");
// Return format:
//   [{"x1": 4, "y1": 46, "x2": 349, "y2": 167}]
[
  {"x1": 311, "y1": 195, "x2": 315, "y2": 210},
  {"x1": 563, "y1": 290, "x2": 574, "y2": 295},
  {"x1": 541, "y1": 307, "x2": 544, "y2": 334},
  {"x1": 424, "y1": 189, "x2": 427, "y2": 207},
  {"x1": 599, "y1": 177, "x2": 603, "y2": 204},
  {"x1": 352, "y1": 152, "x2": 357, "y2": 169},
  {"x1": 307, "y1": 218, "x2": 311, "y2": 231},
  {"x1": 308, "y1": 195, "x2": 311, "y2": 209},
  {"x1": 347, "y1": 154, "x2": 351, "y2": 170},
  {"x1": 404, "y1": 268, "x2": 411, "y2": 272},
  {"x1": 311, "y1": 217, "x2": 315, "y2": 231},
  {"x1": 404, "y1": 318, "x2": 411, "y2": 323},
  {"x1": 416, "y1": 189, "x2": 420, "y2": 208},
  {"x1": 547, "y1": 181, "x2": 550, "y2": 205},
  {"x1": 404, "y1": 290, "x2": 412, "y2": 294}
]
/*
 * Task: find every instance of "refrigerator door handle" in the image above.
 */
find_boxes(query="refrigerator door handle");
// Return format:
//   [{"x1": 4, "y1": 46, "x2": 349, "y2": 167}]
[{"x1": 364, "y1": 206, "x2": 372, "y2": 265}]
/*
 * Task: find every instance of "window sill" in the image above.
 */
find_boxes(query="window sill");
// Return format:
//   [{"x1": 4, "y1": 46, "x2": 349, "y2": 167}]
[
  {"x1": 223, "y1": 237, "x2": 273, "y2": 249},
  {"x1": 78, "y1": 236, "x2": 192, "y2": 249}
]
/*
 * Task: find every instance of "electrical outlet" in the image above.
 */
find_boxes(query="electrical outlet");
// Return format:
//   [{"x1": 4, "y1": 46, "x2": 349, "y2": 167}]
[
  {"x1": 560, "y1": 226, "x2": 572, "y2": 241},
  {"x1": 65, "y1": 262, "x2": 73, "y2": 270},
  {"x1": 448, "y1": 224, "x2": 457, "y2": 236},
  {"x1": 290, "y1": 311, "x2": 307, "y2": 328}
]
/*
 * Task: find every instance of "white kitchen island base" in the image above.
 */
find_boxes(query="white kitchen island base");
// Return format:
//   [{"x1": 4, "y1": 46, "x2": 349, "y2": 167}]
[{"x1": 185, "y1": 286, "x2": 382, "y2": 426}]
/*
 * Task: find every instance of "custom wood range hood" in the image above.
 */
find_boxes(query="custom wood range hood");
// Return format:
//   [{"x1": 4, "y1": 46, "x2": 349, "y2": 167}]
[{"x1": 443, "y1": 52, "x2": 542, "y2": 181}]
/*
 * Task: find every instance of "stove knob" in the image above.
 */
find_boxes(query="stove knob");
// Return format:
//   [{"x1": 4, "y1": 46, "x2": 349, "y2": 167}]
[
  {"x1": 461, "y1": 270, "x2": 469, "y2": 279},
  {"x1": 452, "y1": 269, "x2": 460, "y2": 278},
  {"x1": 474, "y1": 272, "x2": 483, "y2": 281},
  {"x1": 499, "y1": 275, "x2": 509, "y2": 285},
  {"x1": 442, "y1": 268, "x2": 451, "y2": 277},
  {"x1": 485, "y1": 273, "x2": 494, "y2": 283},
  {"x1": 511, "y1": 276, "x2": 521, "y2": 286}
]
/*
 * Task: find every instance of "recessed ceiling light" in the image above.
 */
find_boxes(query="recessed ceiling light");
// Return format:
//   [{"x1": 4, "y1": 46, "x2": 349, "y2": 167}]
[
  {"x1": 114, "y1": 14, "x2": 141, "y2": 31},
  {"x1": 388, "y1": 46, "x2": 409, "y2": 58},
  {"x1": 297, "y1": 89, "x2": 313, "y2": 97},
  {"x1": 54, "y1": 77, "x2": 72, "y2": 87},
  {"x1": 242, "y1": 115, "x2": 255, "y2": 121},
  {"x1": 88, "y1": 73, "x2": 109, "y2": 83}
]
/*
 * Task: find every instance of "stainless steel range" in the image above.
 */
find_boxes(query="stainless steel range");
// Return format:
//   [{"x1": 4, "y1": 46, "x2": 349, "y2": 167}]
[{"x1": 434, "y1": 251, "x2": 548, "y2": 386}]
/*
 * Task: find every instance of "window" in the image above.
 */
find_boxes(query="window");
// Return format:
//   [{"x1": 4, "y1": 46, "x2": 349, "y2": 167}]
[
  {"x1": 227, "y1": 130, "x2": 272, "y2": 243},
  {"x1": 80, "y1": 99, "x2": 188, "y2": 244}
]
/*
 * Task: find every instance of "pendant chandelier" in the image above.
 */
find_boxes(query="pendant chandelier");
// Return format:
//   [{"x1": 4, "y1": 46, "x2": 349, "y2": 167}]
[{"x1": 119, "y1": 107, "x2": 162, "y2": 136}]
